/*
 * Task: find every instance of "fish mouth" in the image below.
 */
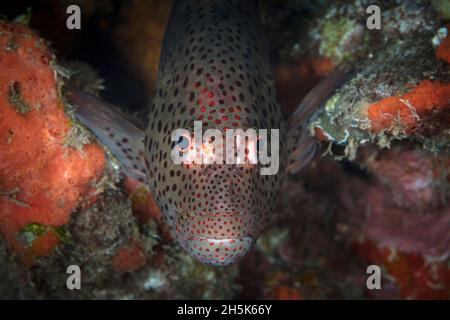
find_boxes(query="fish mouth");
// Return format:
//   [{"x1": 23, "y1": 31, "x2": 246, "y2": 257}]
[
  {"x1": 174, "y1": 210, "x2": 257, "y2": 265},
  {"x1": 183, "y1": 235, "x2": 255, "y2": 266}
]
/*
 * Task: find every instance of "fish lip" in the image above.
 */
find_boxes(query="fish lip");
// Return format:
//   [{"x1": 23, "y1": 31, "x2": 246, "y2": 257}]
[
  {"x1": 185, "y1": 235, "x2": 254, "y2": 242},
  {"x1": 182, "y1": 235, "x2": 256, "y2": 266}
]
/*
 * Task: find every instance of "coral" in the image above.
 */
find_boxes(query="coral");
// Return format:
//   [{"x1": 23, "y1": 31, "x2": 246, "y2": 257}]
[
  {"x1": 356, "y1": 240, "x2": 449, "y2": 299},
  {"x1": 273, "y1": 286, "x2": 303, "y2": 300},
  {"x1": 319, "y1": 18, "x2": 367, "y2": 64},
  {"x1": 352, "y1": 146, "x2": 450, "y2": 259},
  {"x1": 124, "y1": 176, "x2": 172, "y2": 242},
  {"x1": 124, "y1": 177, "x2": 163, "y2": 224},
  {"x1": 64, "y1": 61, "x2": 105, "y2": 96},
  {"x1": 264, "y1": 272, "x2": 303, "y2": 300},
  {"x1": 310, "y1": 6, "x2": 450, "y2": 160},
  {"x1": 15, "y1": 185, "x2": 240, "y2": 299},
  {"x1": 238, "y1": 158, "x2": 368, "y2": 300},
  {"x1": 360, "y1": 146, "x2": 449, "y2": 211},
  {"x1": 367, "y1": 80, "x2": 450, "y2": 133},
  {"x1": 112, "y1": 241, "x2": 147, "y2": 273},
  {"x1": 237, "y1": 143, "x2": 449, "y2": 299},
  {"x1": 267, "y1": 0, "x2": 441, "y2": 139},
  {"x1": 0, "y1": 21, "x2": 105, "y2": 262}
]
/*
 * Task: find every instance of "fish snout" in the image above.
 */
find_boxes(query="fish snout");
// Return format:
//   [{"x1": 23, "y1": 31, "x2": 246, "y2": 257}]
[{"x1": 184, "y1": 236, "x2": 255, "y2": 266}]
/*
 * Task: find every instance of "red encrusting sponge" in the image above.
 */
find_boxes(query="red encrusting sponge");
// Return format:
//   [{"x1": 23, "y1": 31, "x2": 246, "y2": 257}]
[{"x1": 0, "y1": 21, "x2": 105, "y2": 262}]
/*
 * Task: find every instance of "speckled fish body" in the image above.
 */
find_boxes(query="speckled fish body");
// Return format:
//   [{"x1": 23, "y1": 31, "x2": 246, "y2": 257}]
[
  {"x1": 70, "y1": 0, "x2": 347, "y2": 266},
  {"x1": 144, "y1": 0, "x2": 287, "y2": 265}
]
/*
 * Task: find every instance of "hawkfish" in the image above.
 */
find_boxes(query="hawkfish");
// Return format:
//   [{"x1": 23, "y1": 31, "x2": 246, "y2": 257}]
[{"x1": 68, "y1": 0, "x2": 347, "y2": 266}]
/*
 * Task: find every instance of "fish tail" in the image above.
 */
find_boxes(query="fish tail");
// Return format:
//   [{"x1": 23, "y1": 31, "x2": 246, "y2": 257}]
[
  {"x1": 67, "y1": 90, "x2": 148, "y2": 183},
  {"x1": 286, "y1": 69, "x2": 350, "y2": 174}
]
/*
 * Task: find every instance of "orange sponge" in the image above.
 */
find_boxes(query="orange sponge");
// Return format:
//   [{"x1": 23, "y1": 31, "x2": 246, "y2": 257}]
[
  {"x1": 0, "y1": 21, "x2": 105, "y2": 261},
  {"x1": 367, "y1": 80, "x2": 450, "y2": 132},
  {"x1": 112, "y1": 240, "x2": 147, "y2": 272}
]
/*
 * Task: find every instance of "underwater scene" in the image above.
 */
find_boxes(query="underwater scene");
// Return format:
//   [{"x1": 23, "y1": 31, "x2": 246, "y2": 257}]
[{"x1": 0, "y1": 0, "x2": 449, "y2": 300}]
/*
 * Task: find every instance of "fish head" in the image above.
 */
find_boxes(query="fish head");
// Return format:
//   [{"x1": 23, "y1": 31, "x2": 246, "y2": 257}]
[
  {"x1": 171, "y1": 123, "x2": 279, "y2": 265},
  {"x1": 146, "y1": 110, "x2": 284, "y2": 265},
  {"x1": 173, "y1": 157, "x2": 259, "y2": 266}
]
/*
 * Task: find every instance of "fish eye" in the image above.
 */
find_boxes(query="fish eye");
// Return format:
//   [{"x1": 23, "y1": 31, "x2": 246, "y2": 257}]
[{"x1": 177, "y1": 134, "x2": 190, "y2": 152}]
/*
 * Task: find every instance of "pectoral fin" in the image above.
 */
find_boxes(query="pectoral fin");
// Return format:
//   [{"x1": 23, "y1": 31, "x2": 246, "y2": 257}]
[
  {"x1": 67, "y1": 90, "x2": 148, "y2": 183},
  {"x1": 286, "y1": 70, "x2": 350, "y2": 174}
]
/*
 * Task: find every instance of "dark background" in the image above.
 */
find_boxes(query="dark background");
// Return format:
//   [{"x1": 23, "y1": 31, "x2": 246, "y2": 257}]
[{"x1": 1, "y1": 0, "x2": 150, "y2": 111}]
